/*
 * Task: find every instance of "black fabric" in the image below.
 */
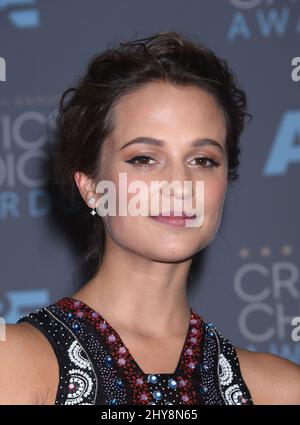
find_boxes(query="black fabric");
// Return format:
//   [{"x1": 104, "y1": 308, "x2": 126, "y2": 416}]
[{"x1": 17, "y1": 297, "x2": 253, "y2": 405}]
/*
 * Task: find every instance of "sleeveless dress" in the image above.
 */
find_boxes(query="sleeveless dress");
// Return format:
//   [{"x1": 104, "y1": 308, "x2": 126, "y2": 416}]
[{"x1": 16, "y1": 297, "x2": 253, "y2": 405}]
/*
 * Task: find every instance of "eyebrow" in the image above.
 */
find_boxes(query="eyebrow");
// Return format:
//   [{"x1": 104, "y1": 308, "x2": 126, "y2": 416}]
[{"x1": 119, "y1": 136, "x2": 224, "y2": 153}]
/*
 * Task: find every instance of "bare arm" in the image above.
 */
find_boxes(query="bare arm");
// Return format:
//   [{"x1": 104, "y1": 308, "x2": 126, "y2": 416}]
[
  {"x1": 0, "y1": 322, "x2": 59, "y2": 405},
  {"x1": 236, "y1": 347, "x2": 300, "y2": 405}
]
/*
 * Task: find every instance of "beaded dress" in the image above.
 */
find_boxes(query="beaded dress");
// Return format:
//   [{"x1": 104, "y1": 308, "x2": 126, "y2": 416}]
[{"x1": 16, "y1": 297, "x2": 253, "y2": 405}]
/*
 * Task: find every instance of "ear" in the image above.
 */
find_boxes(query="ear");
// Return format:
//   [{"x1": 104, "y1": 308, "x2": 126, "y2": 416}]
[{"x1": 74, "y1": 171, "x2": 97, "y2": 207}]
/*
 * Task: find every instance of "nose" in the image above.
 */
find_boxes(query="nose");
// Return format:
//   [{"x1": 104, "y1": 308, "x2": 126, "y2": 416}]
[{"x1": 159, "y1": 163, "x2": 194, "y2": 202}]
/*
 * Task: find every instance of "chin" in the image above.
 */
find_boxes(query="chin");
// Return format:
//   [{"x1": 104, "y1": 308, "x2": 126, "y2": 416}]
[{"x1": 143, "y1": 244, "x2": 198, "y2": 263}]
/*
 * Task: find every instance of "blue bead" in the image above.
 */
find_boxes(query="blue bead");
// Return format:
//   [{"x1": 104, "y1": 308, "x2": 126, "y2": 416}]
[
  {"x1": 67, "y1": 312, "x2": 73, "y2": 319},
  {"x1": 153, "y1": 390, "x2": 162, "y2": 400},
  {"x1": 206, "y1": 322, "x2": 215, "y2": 336},
  {"x1": 104, "y1": 355, "x2": 112, "y2": 366},
  {"x1": 199, "y1": 386, "x2": 208, "y2": 395},
  {"x1": 72, "y1": 322, "x2": 79, "y2": 331},
  {"x1": 148, "y1": 374, "x2": 158, "y2": 384},
  {"x1": 108, "y1": 398, "x2": 117, "y2": 405},
  {"x1": 199, "y1": 363, "x2": 209, "y2": 372},
  {"x1": 115, "y1": 378, "x2": 124, "y2": 389},
  {"x1": 168, "y1": 378, "x2": 177, "y2": 389}
]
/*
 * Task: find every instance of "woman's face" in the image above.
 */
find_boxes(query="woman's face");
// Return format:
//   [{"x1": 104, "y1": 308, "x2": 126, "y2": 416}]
[{"x1": 97, "y1": 81, "x2": 228, "y2": 262}]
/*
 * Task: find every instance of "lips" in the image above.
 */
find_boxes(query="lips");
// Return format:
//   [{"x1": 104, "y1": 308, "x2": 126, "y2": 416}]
[
  {"x1": 150, "y1": 211, "x2": 196, "y2": 219},
  {"x1": 149, "y1": 211, "x2": 197, "y2": 228}
]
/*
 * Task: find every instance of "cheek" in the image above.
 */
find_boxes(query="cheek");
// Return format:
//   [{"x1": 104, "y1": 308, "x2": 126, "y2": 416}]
[
  {"x1": 105, "y1": 215, "x2": 135, "y2": 239},
  {"x1": 116, "y1": 172, "x2": 152, "y2": 216},
  {"x1": 102, "y1": 173, "x2": 151, "y2": 235},
  {"x1": 203, "y1": 177, "x2": 227, "y2": 221}
]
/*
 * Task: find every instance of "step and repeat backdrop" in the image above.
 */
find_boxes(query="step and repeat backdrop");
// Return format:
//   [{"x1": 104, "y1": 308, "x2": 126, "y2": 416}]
[{"x1": 0, "y1": 0, "x2": 299, "y2": 363}]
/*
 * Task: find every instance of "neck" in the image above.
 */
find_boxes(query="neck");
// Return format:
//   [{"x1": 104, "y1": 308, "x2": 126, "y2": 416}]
[{"x1": 73, "y1": 236, "x2": 193, "y2": 339}]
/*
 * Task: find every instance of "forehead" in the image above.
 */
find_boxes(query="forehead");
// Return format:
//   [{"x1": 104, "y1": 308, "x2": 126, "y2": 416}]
[{"x1": 109, "y1": 81, "x2": 227, "y2": 149}]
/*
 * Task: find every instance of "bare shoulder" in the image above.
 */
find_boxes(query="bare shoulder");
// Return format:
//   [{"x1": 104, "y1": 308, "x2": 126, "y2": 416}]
[
  {"x1": 0, "y1": 322, "x2": 59, "y2": 405},
  {"x1": 235, "y1": 346, "x2": 300, "y2": 405}
]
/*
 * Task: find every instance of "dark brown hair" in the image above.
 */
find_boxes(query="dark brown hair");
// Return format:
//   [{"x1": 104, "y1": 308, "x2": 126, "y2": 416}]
[{"x1": 51, "y1": 30, "x2": 252, "y2": 279}]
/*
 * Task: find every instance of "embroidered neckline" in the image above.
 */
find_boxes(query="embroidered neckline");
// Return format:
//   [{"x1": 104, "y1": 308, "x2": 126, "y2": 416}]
[{"x1": 58, "y1": 296, "x2": 204, "y2": 377}]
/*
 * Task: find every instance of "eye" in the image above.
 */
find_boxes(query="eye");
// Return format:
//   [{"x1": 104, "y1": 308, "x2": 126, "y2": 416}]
[
  {"x1": 190, "y1": 157, "x2": 221, "y2": 168},
  {"x1": 125, "y1": 155, "x2": 156, "y2": 167}
]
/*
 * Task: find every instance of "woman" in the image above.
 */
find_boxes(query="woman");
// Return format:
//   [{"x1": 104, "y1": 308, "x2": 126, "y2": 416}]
[{"x1": 1, "y1": 31, "x2": 300, "y2": 405}]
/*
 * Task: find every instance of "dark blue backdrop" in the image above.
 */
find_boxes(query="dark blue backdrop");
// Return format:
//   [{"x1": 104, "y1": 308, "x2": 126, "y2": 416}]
[{"x1": 0, "y1": 0, "x2": 299, "y2": 364}]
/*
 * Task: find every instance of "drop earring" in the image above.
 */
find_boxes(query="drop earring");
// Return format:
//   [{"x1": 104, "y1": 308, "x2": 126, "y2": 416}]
[{"x1": 88, "y1": 196, "x2": 96, "y2": 216}]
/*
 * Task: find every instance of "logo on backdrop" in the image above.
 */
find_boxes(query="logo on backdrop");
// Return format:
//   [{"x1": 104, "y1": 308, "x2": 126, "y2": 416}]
[
  {"x1": 263, "y1": 109, "x2": 300, "y2": 176},
  {"x1": 234, "y1": 245, "x2": 300, "y2": 363},
  {"x1": 228, "y1": 0, "x2": 300, "y2": 41},
  {"x1": 230, "y1": 0, "x2": 276, "y2": 8},
  {"x1": 0, "y1": 289, "x2": 50, "y2": 324},
  {"x1": 0, "y1": 0, "x2": 40, "y2": 28},
  {"x1": 0, "y1": 110, "x2": 56, "y2": 219}
]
